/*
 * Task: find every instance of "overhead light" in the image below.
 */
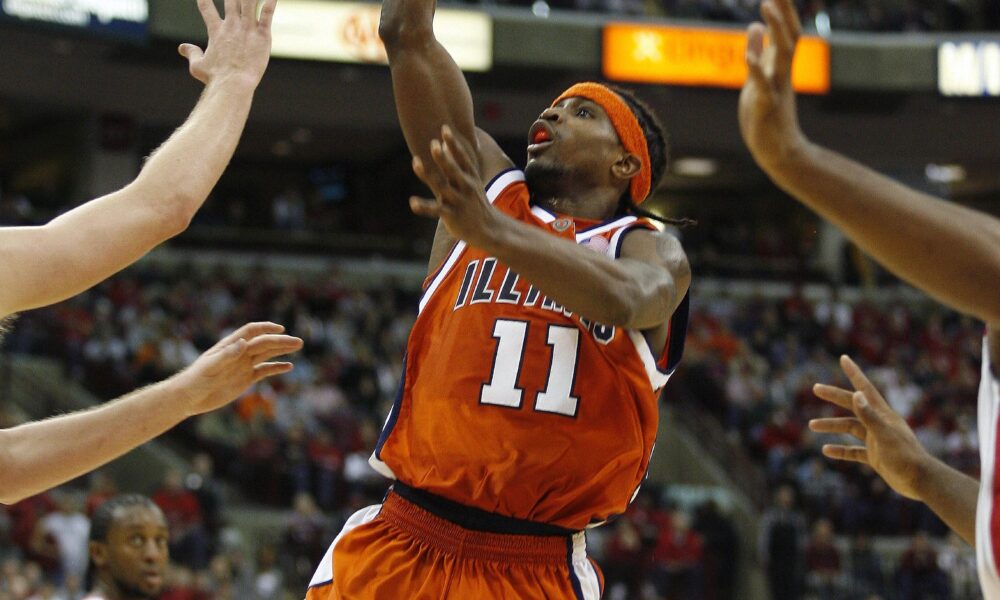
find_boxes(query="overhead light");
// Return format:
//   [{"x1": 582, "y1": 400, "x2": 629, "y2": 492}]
[
  {"x1": 925, "y1": 163, "x2": 966, "y2": 183},
  {"x1": 672, "y1": 157, "x2": 718, "y2": 178}
]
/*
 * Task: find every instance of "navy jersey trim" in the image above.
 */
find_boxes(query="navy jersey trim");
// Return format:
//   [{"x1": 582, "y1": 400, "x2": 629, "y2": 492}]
[
  {"x1": 660, "y1": 292, "x2": 690, "y2": 376},
  {"x1": 307, "y1": 579, "x2": 333, "y2": 590},
  {"x1": 374, "y1": 354, "x2": 407, "y2": 459},
  {"x1": 611, "y1": 222, "x2": 659, "y2": 259}
]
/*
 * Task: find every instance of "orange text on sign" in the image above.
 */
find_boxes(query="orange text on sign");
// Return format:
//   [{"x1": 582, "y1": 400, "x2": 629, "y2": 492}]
[{"x1": 603, "y1": 23, "x2": 830, "y2": 94}]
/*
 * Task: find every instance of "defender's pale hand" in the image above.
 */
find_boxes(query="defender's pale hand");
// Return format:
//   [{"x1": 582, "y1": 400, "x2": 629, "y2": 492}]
[
  {"x1": 172, "y1": 321, "x2": 303, "y2": 417},
  {"x1": 738, "y1": 0, "x2": 807, "y2": 171},
  {"x1": 179, "y1": 0, "x2": 278, "y2": 88},
  {"x1": 410, "y1": 126, "x2": 500, "y2": 248},
  {"x1": 808, "y1": 355, "x2": 932, "y2": 502}
]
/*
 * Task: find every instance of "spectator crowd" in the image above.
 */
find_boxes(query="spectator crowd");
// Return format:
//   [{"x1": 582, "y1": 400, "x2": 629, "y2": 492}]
[{"x1": 0, "y1": 258, "x2": 985, "y2": 599}]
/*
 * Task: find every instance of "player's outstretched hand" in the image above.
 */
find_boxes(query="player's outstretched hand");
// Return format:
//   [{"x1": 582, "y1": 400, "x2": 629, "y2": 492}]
[
  {"x1": 410, "y1": 125, "x2": 500, "y2": 248},
  {"x1": 179, "y1": 0, "x2": 278, "y2": 88},
  {"x1": 808, "y1": 355, "x2": 932, "y2": 502},
  {"x1": 738, "y1": 0, "x2": 807, "y2": 172},
  {"x1": 172, "y1": 321, "x2": 303, "y2": 417}
]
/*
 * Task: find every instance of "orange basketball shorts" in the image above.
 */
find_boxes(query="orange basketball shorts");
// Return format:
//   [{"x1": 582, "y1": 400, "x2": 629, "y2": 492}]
[{"x1": 305, "y1": 490, "x2": 604, "y2": 599}]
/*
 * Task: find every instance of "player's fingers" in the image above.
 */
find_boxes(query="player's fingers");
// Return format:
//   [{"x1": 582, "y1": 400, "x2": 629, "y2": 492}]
[
  {"x1": 745, "y1": 22, "x2": 768, "y2": 87},
  {"x1": 246, "y1": 335, "x2": 304, "y2": 362},
  {"x1": 441, "y1": 126, "x2": 477, "y2": 174},
  {"x1": 409, "y1": 196, "x2": 444, "y2": 219},
  {"x1": 822, "y1": 444, "x2": 870, "y2": 465},
  {"x1": 429, "y1": 139, "x2": 464, "y2": 189},
  {"x1": 196, "y1": 0, "x2": 222, "y2": 30},
  {"x1": 761, "y1": 1, "x2": 794, "y2": 76},
  {"x1": 840, "y1": 355, "x2": 890, "y2": 411},
  {"x1": 813, "y1": 383, "x2": 855, "y2": 410},
  {"x1": 253, "y1": 362, "x2": 294, "y2": 382},
  {"x1": 216, "y1": 322, "x2": 285, "y2": 349},
  {"x1": 808, "y1": 417, "x2": 866, "y2": 442},
  {"x1": 178, "y1": 43, "x2": 204, "y2": 60},
  {"x1": 412, "y1": 155, "x2": 451, "y2": 200},
  {"x1": 224, "y1": 0, "x2": 239, "y2": 20},
  {"x1": 239, "y1": 0, "x2": 256, "y2": 21},
  {"x1": 774, "y1": 0, "x2": 802, "y2": 41},
  {"x1": 851, "y1": 391, "x2": 884, "y2": 430},
  {"x1": 258, "y1": 0, "x2": 278, "y2": 28}
]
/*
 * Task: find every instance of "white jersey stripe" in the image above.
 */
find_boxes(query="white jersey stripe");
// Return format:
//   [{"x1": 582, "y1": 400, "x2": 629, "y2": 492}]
[
  {"x1": 571, "y1": 533, "x2": 601, "y2": 600},
  {"x1": 418, "y1": 172, "x2": 523, "y2": 315},
  {"x1": 308, "y1": 504, "x2": 383, "y2": 589},
  {"x1": 977, "y1": 336, "x2": 1000, "y2": 599},
  {"x1": 577, "y1": 216, "x2": 637, "y2": 242}
]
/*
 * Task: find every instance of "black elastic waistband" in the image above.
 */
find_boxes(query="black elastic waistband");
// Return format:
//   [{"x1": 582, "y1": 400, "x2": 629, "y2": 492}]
[{"x1": 391, "y1": 481, "x2": 577, "y2": 537}]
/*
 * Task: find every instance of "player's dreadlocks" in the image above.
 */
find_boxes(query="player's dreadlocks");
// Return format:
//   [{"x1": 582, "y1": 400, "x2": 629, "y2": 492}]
[{"x1": 609, "y1": 85, "x2": 697, "y2": 229}]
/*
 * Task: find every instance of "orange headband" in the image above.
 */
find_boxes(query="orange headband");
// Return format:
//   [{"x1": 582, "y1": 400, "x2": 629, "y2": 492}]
[{"x1": 552, "y1": 82, "x2": 652, "y2": 204}]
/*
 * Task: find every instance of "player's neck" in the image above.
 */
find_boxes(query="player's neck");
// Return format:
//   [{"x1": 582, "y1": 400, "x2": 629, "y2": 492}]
[
  {"x1": 531, "y1": 188, "x2": 619, "y2": 222},
  {"x1": 93, "y1": 578, "x2": 144, "y2": 600}
]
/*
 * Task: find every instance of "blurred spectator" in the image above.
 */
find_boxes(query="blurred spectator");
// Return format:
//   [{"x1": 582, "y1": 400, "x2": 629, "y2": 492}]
[
  {"x1": 804, "y1": 518, "x2": 841, "y2": 600},
  {"x1": 651, "y1": 511, "x2": 703, "y2": 600},
  {"x1": 758, "y1": 485, "x2": 805, "y2": 600},
  {"x1": 283, "y1": 494, "x2": 331, "y2": 591},
  {"x1": 845, "y1": 533, "x2": 885, "y2": 599},
  {"x1": 937, "y1": 531, "x2": 978, "y2": 600},
  {"x1": 31, "y1": 492, "x2": 89, "y2": 585},
  {"x1": 895, "y1": 531, "x2": 950, "y2": 600},
  {"x1": 152, "y1": 471, "x2": 209, "y2": 571},
  {"x1": 692, "y1": 500, "x2": 738, "y2": 600}
]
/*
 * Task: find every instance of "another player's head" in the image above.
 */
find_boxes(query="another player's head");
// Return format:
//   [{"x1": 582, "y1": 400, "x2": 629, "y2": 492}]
[
  {"x1": 526, "y1": 82, "x2": 669, "y2": 214},
  {"x1": 88, "y1": 494, "x2": 168, "y2": 600}
]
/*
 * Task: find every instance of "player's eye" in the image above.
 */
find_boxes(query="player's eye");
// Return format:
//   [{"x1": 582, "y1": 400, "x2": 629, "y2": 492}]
[
  {"x1": 576, "y1": 107, "x2": 592, "y2": 118},
  {"x1": 130, "y1": 535, "x2": 143, "y2": 546}
]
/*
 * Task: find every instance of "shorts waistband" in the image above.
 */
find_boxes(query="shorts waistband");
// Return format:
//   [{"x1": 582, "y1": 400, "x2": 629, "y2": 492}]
[
  {"x1": 392, "y1": 481, "x2": 577, "y2": 537},
  {"x1": 380, "y1": 491, "x2": 575, "y2": 564}
]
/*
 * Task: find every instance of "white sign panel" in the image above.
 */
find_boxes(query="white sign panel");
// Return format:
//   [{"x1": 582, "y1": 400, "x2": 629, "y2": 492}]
[
  {"x1": 0, "y1": 0, "x2": 148, "y2": 38},
  {"x1": 270, "y1": 1, "x2": 492, "y2": 72},
  {"x1": 939, "y1": 41, "x2": 1000, "y2": 97}
]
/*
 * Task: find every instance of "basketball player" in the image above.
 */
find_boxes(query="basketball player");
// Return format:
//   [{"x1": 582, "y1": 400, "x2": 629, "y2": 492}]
[
  {"x1": 84, "y1": 495, "x2": 168, "y2": 600},
  {"x1": 739, "y1": 0, "x2": 1000, "y2": 592},
  {"x1": 306, "y1": 0, "x2": 690, "y2": 597},
  {"x1": 0, "y1": 0, "x2": 304, "y2": 505}
]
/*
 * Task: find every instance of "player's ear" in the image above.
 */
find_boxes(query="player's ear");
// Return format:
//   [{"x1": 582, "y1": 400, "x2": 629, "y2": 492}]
[
  {"x1": 611, "y1": 153, "x2": 642, "y2": 182},
  {"x1": 90, "y1": 541, "x2": 108, "y2": 568}
]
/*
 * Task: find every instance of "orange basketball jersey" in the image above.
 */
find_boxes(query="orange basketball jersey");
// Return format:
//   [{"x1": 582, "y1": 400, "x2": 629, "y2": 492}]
[{"x1": 370, "y1": 169, "x2": 688, "y2": 531}]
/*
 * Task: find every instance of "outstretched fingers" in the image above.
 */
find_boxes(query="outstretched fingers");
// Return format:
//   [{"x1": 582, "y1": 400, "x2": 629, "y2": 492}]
[
  {"x1": 813, "y1": 383, "x2": 855, "y2": 411},
  {"x1": 745, "y1": 22, "x2": 768, "y2": 87},
  {"x1": 760, "y1": 0, "x2": 796, "y2": 78},
  {"x1": 258, "y1": 0, "x2": 278, "y2": 28},
  {"x1": 245, "y1": 334, "x2": 303, "y2": 363},
  {"x1": 822, "y1": 444, "x2": 870, "y2": 465},
  {"x1": 840, "y1": 355, "x2": 890, "y2": 412},
  {"x1": 253, "y1": 361, "x2": 294, "y2": 382},
  {"x1": 214, "y1": 322, "x2": 285, "y2": 351},
  {"x1": 809, "y1": 417, "x2": 866, "y2": 442},
  {"x1": 196, "y1": 0, "x2": 222, "y2": 31}
]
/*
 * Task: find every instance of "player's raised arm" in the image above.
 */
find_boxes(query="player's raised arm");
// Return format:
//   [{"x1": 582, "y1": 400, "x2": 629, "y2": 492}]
[
  {"x1": 0, "y1": 0, "x2": 278, "y2": 318},
  {"x1": 809, "y1": 356, "x2": 978, "y2": 545},
  {"x1": 739, "y1": 0, "x2": 1000, "y2": 327},
  {"x1": 378, "y1": 0, "x2": 510, "y2": 189},
  {"x1": 0, "y1": 322, "x2": 303, "y2": 505}
]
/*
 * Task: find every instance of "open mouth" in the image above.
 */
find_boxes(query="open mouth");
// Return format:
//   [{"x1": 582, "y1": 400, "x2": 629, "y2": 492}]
[{"x1": 527, "y1": 121, "x2": 555, "y2": 154}]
